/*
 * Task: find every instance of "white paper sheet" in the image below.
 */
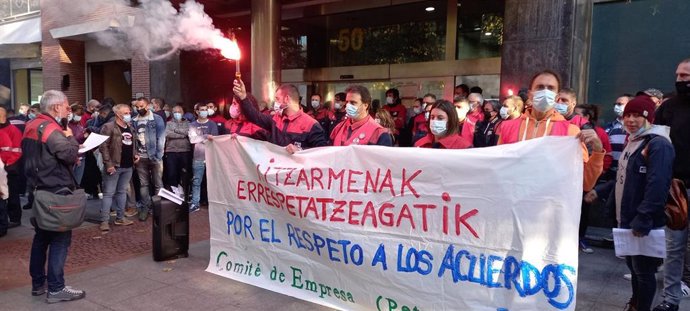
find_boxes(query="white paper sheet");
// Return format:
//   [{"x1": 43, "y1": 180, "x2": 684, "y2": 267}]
[
  {"x1": 613, "y1": 228, "x2": 666, "y2": 258},
  {"x1": 157, "y1": 188, "x2": 183, "y2": 205},
  {"x1": 78, "y1": 133, "x2": 110, "y2": 153}
]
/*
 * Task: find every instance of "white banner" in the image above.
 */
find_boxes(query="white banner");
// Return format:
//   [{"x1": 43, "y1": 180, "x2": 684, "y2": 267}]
[{"x1": 205, "y1": 136, "x2": 583, "y2": 311}]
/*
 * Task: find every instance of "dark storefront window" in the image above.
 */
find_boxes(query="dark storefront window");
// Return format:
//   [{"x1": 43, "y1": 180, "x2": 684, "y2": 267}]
[
  {"x1": 456, "y1": 0, "x2": 504, "y2": 60},
  {"x1": 280, "y1": 0, "x2": 447, "y2": 69}
]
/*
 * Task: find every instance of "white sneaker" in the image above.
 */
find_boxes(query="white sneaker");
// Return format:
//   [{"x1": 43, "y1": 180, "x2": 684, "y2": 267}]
[
  {"x1": 623, "y1": 273, "x2": 632, "y2": 281},
  {"x1": 682, "y1": 281, "x2": 690, "y2": 299}
]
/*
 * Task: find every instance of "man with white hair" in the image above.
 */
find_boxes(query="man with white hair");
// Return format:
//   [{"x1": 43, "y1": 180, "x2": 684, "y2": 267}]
[
  {"x1": 21, "y1": 90, "x2": 85, "y2": 303},
  {"x1": 466, "y1": 92, "x2": 485, "y2": 125}
]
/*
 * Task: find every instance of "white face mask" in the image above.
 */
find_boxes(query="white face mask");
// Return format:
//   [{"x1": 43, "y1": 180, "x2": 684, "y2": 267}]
[
  {"x1": 229, "y1": 105, "x2": 240, "y2": 119},
  {"x1": 430, "y1": 119, "x2": 447, "y2": 136},
  {"x1": 73, "y1": 114, "x2": 82, "y2": 122},
  {"x1": 273, "y1": 101, "x2": 285, "y2": 114},
  {"x1": 531, "y1": 89, "x2": 557, "y2": 113},
  {"x1": 456, "y1": 106, "x2": 470, "y2": 120},
  {"x1": 614, "y1": 105, "x2": 625, "y2": 117},
  {"x1": 500, "y1": 107, "x2": 510, "y2": 119},
  {"x1": 207, "y1": 108, "x2": 215, "y2": 116},
  {"x1": 413, "y1": 107, "x2": 422, "y2": 114},
  {"x1": 334, "y1": 102, "x2": 342, "y2": 110},
  {"x1": 386, "y1": 97, "x2": 394, "y2": 105},
  {"x1": 67, "y1": 113, "x2": 74, "y2": 122},
  {"x1": 311, "y1": 100, "x2": 320, "y2": 109}
]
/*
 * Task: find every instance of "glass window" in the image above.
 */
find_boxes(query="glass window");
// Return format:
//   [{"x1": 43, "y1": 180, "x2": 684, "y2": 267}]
[
  {"x1": 456, "y1": 0, "x2": 504, "y2": 60},
  {"x1": 29, "y1": 69, "x2": 42, "y2": 105},
  {"x1": 29, "y1": 0, "x2": 39, "y2": 11},
  {"x1": 0, "y1": 1, "x2": 10, "y2": 19},
  {"x1": 281, "y1": 0, "x2": 447, "y2": 69}
]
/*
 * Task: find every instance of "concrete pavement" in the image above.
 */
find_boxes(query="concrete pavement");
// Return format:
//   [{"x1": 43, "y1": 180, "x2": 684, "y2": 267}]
[{"x1": 2, "y1": 199, "x2": 690, "y2": 310}]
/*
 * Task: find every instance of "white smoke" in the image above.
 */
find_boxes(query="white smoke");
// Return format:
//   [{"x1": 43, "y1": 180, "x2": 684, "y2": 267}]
[{"x1": 54, "y1": 0, "x2": 230, "y2": 60}]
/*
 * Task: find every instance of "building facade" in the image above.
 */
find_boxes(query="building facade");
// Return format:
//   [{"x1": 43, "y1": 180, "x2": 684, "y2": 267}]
[{"x1": 1, "y1": 0, "x2": 687, "y2": 121}]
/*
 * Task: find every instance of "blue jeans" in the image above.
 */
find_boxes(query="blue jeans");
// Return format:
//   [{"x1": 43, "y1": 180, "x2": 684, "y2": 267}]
[
  {"x1": 191, "y1": 160, "x2": 205, "y2": 206},
  {"x1": 101, "y1": 167, "x2": 133, "y2": 222},
  {"x1": 29, "y1": 227, "x2": 72, "y2": 292},
  {"x1": 73, "y1": 156, "x2": 85, "y2": 185},
  {"x1": 660, "y1": 189, "x2": 690, "y2": 305},
  {"x1": 627, "y1": 255, "x2": 663, "y2": 311}
]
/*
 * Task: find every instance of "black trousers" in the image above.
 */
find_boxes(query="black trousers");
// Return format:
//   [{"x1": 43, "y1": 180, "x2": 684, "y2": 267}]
[{"x1": 163, "y1": 152, "x2": 191, "y2": 189}]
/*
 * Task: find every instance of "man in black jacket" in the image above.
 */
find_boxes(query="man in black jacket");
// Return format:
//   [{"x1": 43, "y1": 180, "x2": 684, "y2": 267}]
[
  {"x1": 652, "y1": 58, "x2": 690, "y2": 311},
  {"x1": 22, "y1": 90, "x2": 85, "y2": 304}
]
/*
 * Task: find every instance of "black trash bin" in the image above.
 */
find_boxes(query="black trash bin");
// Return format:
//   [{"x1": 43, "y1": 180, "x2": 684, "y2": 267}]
[{"x1": 152, "y1": 195, "x2": 189, "y2": 261}]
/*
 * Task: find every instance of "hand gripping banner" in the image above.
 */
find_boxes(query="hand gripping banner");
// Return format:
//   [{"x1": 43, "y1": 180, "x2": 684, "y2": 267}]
[{"x1": 205, "y1": 136, "x2": 583, "y2": 311}]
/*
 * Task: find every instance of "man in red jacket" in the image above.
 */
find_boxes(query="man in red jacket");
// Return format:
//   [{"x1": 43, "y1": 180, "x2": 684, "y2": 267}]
[
  {"x1": 0, "y1": 105, "x2": 23, "y2": 228},
  {"x1": 383, "y1": 88, "x2": 406, "y2": 142},
  {"x1": 331, "y1": 85, "x2": 393, "y2": 147}
]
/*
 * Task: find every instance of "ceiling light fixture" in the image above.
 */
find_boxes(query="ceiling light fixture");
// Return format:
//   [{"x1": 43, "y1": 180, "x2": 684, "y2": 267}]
[{"x1": 425, "y1": 7, "x2": 435, "y2": 12}]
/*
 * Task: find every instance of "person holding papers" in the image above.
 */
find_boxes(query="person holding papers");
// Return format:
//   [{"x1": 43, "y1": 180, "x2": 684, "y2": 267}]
[{"x1": 608, "y1": 95, "x2": 675, "y2": 311}]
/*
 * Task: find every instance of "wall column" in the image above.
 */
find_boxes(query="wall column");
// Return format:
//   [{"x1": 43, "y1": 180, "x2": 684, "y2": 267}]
[
  {"x1": 500, "y1": 0, "x2": 592, "y2": 101},
  {"x1": 251, "y1": 0, "x2": 281, "y2": 104}
]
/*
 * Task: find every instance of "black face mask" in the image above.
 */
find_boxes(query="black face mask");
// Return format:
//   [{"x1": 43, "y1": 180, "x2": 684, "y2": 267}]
[
  {"x1": 676, "y1": 81, "x2": 690, "y2": 96},
  {"x1": 137, "y1": 108, "x2": 147, "y2": 116}
]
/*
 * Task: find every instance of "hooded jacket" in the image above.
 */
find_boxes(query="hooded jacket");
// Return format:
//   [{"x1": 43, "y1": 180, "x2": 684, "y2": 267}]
[
  {"x1": 609, "y1": 125, "x2": 674, "y2": 235},
  {"x1": 497, "y1": 109, "x2": 605, "y2": 191}
]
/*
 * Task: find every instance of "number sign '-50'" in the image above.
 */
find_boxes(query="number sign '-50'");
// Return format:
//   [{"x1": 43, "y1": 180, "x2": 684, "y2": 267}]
[{"x1": 338, "y1": 28, "x2": 364, "y2": 52}]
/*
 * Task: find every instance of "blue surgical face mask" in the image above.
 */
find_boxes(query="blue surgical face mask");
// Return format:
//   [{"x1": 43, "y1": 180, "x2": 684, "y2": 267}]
[
  {"x1": 345, "y1": 103, "x2": 359, "y2": 118},
  {"x1": 554, "y1": 103, "x2": 569, "y2": 115},
  {"x1": 173, "y1": 112, "x2": 183, "y2": 121},
  {"x1": 29, "y1": 112, "x2": 36, "y2": 120},
  {"x1": 198, "y1": 111, "x2": 208, "y2": 119},
  {"x1": 123, "y1": 114, "x2": 132, "y2": 123},
  {"x1": 430, "y1": 119, "x2": 447, "y2": 136},
  {"x1": 532, "y1": 89, "x2": 557, "y2": 113}
]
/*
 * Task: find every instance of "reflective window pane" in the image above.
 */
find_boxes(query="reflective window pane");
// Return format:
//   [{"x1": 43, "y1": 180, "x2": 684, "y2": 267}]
[
  {"x1": 456, "y1": 0, "x2": 504, "y2": 60},
  {"x1": 281, "y1": 0, "x2": 447, "y2": 69}
]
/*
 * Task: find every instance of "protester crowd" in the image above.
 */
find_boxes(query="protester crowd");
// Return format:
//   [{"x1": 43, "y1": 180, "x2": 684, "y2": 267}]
[{"x1": 0, "y1": 59, "x2": 688, "y2": 310}]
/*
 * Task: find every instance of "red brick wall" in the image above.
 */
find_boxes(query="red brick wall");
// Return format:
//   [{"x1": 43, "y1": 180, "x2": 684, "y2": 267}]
[{"x1": 131, "y1": 55, "x2": 150, "y2": 99}]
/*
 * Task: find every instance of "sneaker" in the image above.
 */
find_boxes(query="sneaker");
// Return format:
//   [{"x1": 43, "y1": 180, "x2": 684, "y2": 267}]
[
  {"x1": 653, "y1": 302, "x2": 679, "y2": 311},
  {"x1": 579, "y1": 240, "x2": 594, "y2": 254},
  {"x1": 124, "y1": 207, "x2": 138, "y2": 218},
  {"x1": 189, "y1": 204, "x2": 200, "y2": 213},
  {"x1": 109, "y1": 211, "x2": 116, "y2": 217},
  {"x1": 46, "y1": 286, "x2": 85, "y2": 303},
  {"x1": 31, "y1": 285, "x2": 47, "y2": 296},
  {"x1": 682, "y1": 281, "x2": 690, "y2": 298},
  {"x1": 114, "y1": 218, "x2": 134, "y2": 226},
  {"x1": 99, "y1": 222, "x2": 110, "y2": 232},
  {"x1": 623, "y1": 273, "x2": 632, "y2": 281},
  {"x1": 138, "y1": 209, "x2": 149, "y2": 222}
]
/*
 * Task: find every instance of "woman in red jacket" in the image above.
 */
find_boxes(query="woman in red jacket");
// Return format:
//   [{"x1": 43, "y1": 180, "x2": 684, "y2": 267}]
[
  {"x1": 224, "y1": 95, "x2": 269, "y2": 141},
  {"x1": 414, "y1": 100, "x2": 471, "y2": 149}
]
